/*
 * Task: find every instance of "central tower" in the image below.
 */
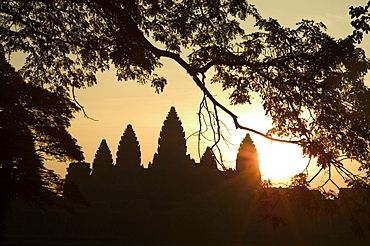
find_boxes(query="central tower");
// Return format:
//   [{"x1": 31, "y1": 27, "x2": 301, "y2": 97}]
[{"x1": 151, "y1": 106, "x2": 188, "y2": 170}]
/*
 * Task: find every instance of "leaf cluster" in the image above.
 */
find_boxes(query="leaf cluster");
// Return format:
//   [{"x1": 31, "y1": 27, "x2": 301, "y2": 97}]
[
  {"x1": 350, "y1": 1, "x2": 370, "y2": 43},
  {"x1": 0, "y1": 47, "x2": 83, "y2": 203},
  {"x1": 0, "y1": 0, "x2": 256, "y2": 90}
]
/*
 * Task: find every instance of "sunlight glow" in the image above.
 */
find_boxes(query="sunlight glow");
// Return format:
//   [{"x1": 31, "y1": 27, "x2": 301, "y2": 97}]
[
  {"x1": 220, "y1": 128, "x2": 310, "y2": 185},
  {"x1": 255, "y1": 139, "x2": 309, "y2": 184},
  {"x1": 213, "y1": 104, "x2": 315, "y2": 185}
]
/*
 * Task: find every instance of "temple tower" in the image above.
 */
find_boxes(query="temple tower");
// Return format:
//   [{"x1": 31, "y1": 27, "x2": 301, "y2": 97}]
[
  {"x1": 92, "y1": 139, "x2": 113, "y2": 179},
  {"x1": 64, "y1": 162, "x2": 92, "y2": 200},
  {"x1": 151, "y1": 106, "x2": 190, "y2": 170},
  {"x1": 65, "y1": 162, "x2": 91, "y2": 183},
  {"x1": 149, "y1": 107, "x2": 196, "y2": 200},
  {"x1": 116, "y1": 124, "x2": 142, "y2": 174},
  {"x1": 235, "y1": 133, "x2": 261, "y2": 187},
  {"x1": 195, "y1": 147, "x2": 224, "y2": 193},
  {"x1": 113, "y1": 124, "x2": 143, "y2": 200},
  {"x1": 200, "y1": 147, "x2": 218, "y2": 171}
]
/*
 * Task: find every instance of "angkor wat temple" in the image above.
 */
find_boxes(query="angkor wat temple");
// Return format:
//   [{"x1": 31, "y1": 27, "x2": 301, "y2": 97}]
[
  {"x1": 3, "y1": 107, "x2": 370, "y2": 245},
  {"x1": 64, "y1": 106, "x2": 261, "y2": 205}
]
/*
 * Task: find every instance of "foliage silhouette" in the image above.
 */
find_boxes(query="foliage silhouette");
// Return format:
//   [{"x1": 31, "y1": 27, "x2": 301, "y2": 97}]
[
  {"x1": 0, "y1": 1, "x2": 369, "y2": 188},
  {"x1": 350, "y1": 1, "x2": 370, "y2": 43},
  {"x1": 0, "y1": 47, "x2": 83, "y2": 238}
]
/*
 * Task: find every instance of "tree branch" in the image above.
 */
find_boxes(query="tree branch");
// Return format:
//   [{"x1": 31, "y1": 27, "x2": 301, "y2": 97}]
[{"x1": 141, "y1": 34, "x2": 303, "y2": 144}]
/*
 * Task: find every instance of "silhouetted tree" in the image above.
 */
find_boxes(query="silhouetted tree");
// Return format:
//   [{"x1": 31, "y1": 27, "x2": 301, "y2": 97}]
[
  {"x1": 0, "y1": 47, "x2": 83, "y2": 237},
  {"x1": 0, "y1": 1, "x2": 369, "y2": 188}
]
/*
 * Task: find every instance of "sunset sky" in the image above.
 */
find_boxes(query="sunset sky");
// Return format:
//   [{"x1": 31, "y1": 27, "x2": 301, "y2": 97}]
[{"x1": 12, "y1": 0, "x2": 370, "y2": 186}]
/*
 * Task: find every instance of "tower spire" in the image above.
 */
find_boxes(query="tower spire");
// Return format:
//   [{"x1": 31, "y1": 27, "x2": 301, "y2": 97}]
[
  {"x1": 116, "y1": 124, "x2": 141, "y2": 171},
  {"x1": 157, "y1": 106, "x2": 186, "y2": 156},
  {"x1": 200, "y1": 147, "x2": 218, "y2": 170},
  {"x1": 235, "y1": 133, "x2": 261, "y2": 186},
  {"x1": 151, "y1": 106, "x2": 187, "y2": 170},
  {"x1": 92, "y1": 139, "x2": 113, "y2": 178}
]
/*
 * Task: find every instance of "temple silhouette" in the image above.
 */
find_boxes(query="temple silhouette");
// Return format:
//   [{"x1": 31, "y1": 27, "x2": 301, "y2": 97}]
[
  {"x1": 3, "y1": 107, "x2": 369, "y2": 245},
  {"x1": 64, "y1": 106, "x2": 261, "y2": 206}
]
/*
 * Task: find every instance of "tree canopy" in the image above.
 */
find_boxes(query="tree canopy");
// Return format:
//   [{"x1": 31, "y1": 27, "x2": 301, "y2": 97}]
[
  {"x1": 0, "y1": 45, "x2": 83, "y2": 235},
  {"x1": 0, "y1": 0, "x2": 369, "y2": 188}
]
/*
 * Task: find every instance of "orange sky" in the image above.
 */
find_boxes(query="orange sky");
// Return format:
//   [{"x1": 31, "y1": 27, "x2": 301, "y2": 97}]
[{"x1": 11, "y1": 0, "x2": 370, "y2": 186}]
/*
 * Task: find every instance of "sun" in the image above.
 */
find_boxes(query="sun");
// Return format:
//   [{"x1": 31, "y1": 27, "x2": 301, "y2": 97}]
[
  {"x1": 193, "y1": 92, "x2": 316, "y2": 185},
  {"x1": 223, "y1": 130, "x2": 311, "y2": 185},
  {"x1": 254, "y1": 138, "x2": 310, "y2": 184},
  {"x1": 222, "y1": 128, "x2": 312, "y2": 185}
]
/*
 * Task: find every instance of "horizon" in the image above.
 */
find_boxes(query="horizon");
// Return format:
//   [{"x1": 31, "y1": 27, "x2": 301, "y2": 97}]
[{"x1": 9, "y1": 0, "x2": 370, "y2": 188}]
